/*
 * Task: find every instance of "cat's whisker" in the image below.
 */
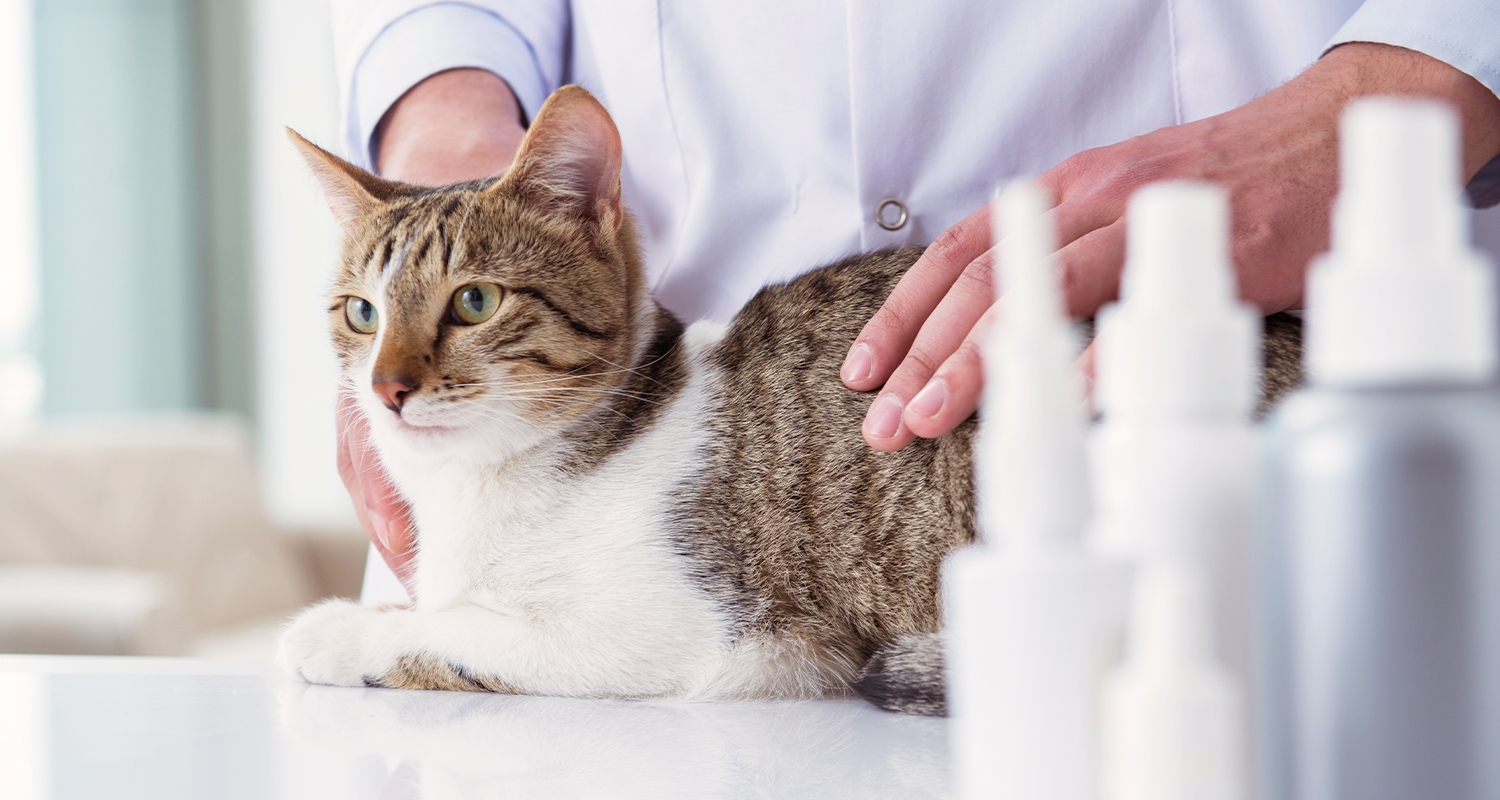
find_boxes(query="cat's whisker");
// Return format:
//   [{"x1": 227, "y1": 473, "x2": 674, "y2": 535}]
[
  {"x1": 579, "y1": 349, "x2": 675, "y2": 387},
  {"x1": 451, "y1": 398, "x2": 625, "y2": 444},
  {"x1": 452, "y1": 359, "x2": 670, "y2": 387},
  {"x1": 453, "y1": 381, "x2": 665, "y2": 403},
  {"x1": 497, "y1": 386, "x2": 665, "y2": 403},
  {"x1": 490, "y1": 392, "x2": 641, "y2": 422}
]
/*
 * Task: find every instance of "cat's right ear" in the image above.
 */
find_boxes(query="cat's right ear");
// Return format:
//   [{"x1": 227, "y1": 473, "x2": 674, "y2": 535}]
[
  {"x1": 501, "y1": 86, "x2": 625, "y2": 231},
  {"x1": 286, "y1": 129, "x2": 410, "y2": 230}
]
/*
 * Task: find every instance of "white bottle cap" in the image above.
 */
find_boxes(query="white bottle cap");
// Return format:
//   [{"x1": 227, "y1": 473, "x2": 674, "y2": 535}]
[
  {"x1": 1306, "y1": 98, "x2": 1498, "y2": 386},
  {"x1": 980, "y1": 183, "x2": 1091, "y2": 549},
  {"x1": 1096, "y1": 182, "x2": 1258, "y2": 420}
]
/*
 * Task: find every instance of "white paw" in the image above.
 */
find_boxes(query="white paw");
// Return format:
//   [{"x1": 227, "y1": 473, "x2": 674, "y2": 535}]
[{"x1": 278, "y1": 599, "x2": 390, "y2": 687}]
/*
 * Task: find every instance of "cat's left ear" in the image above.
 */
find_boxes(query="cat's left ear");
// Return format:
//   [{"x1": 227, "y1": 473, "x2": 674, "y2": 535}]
[
  {"x1": 286, "y1": 129, "x2": 414, "y2": 231},
  {"x1": 502, "y1": 86, "x2": 624, "y2": 230}
]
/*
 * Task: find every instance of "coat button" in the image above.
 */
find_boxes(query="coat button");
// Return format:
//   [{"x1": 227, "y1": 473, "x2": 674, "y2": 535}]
[{"x1": 875, "y1": 198, "x2": 909, "y2": 231}]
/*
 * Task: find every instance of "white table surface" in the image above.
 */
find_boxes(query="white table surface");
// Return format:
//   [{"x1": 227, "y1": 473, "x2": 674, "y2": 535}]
[{"x1": 0, "y1": 655, "x2": 952, "y2": 799}]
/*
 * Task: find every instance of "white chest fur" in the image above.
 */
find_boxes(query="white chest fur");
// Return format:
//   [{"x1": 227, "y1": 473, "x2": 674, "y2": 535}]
[
  {"x1": 374, "y1": 323, "x2": 749, "y2": 693},
  {"x1": 282, "y1": 322, "x2": 846, "y2": 700}
]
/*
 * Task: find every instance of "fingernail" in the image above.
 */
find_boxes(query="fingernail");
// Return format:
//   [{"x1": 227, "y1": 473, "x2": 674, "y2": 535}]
[
  {"x1": 865, "y1": 394, "x2": 905, "y2": 440},
  {"x1": 369, "y1": 510, "x2": 391, "y2": 551},
  {"x1": 908, "y1": 378, "x2": 947, "y2": 419},
  {"x1": 842, "y1": 343, "x2": 874, "y2": 384}
]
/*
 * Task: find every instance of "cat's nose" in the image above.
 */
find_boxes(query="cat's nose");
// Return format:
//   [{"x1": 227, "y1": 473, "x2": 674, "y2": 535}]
[{"x1": 372, "y1": 378, "x2": 416, "y2": 413}]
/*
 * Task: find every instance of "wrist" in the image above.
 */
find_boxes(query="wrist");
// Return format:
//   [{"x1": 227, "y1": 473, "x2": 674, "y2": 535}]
[
  {"x1": 375, "y1": 68, "x2": 527, "y2": 186},
  {"x1": 1316, "y1": 43, "x2": 1500, "y2": 177}
]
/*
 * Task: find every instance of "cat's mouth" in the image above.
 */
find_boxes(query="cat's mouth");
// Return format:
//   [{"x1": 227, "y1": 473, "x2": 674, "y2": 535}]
[{"x1": 387, "y1": 414, "x2": 454, "y2": 437}]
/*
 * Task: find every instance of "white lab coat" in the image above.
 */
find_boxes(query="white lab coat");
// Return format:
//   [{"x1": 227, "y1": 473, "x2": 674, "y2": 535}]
[
  {"x1": 331, "y1": 0, "x2": 1500, "y2": 323},
  {"x1": 329, "y1": 0, "x2": 1500, "y2": 604}
]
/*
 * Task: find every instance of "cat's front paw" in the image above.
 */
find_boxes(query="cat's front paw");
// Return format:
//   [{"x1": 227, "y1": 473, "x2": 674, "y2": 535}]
[{"x1": 279, "y1": 599, "x2": 391, "y2": 687}]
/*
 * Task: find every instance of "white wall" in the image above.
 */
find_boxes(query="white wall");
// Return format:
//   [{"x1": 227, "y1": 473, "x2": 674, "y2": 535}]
[
  {"x1": 250, "y1": 0, "x2": 357, "y2": 531},
  {"x1": 0, "y1": 0, "x2": 42, "y2": 427}
]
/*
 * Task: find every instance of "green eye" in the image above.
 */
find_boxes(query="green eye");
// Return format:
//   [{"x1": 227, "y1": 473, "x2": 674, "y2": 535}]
[
  {"x1": 452, "y1": 283, "x2": 503, "y2": 325},
  {"x1": 344, "y1": 296, "x2": 378, "y2": 334}
]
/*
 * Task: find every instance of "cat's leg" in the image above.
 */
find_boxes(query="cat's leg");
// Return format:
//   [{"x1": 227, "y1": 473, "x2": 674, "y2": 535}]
[{"x1": 278, "y1": 598, "x2": 718, "y2": 697}]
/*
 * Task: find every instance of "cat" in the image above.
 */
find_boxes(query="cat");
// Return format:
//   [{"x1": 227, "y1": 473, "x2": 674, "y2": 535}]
[{"x1": 278, "y1": 85, "x2": 1302, "y2": 716}]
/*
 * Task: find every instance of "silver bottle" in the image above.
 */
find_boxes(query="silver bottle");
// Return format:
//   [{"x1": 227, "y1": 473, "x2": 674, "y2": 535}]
[
  {"x1": 1262, "y1": 384, "x2": 1500, "y2": 800},
  {"x1": 1260, "y1": 99, "x2": 1500, "y2": 800}
]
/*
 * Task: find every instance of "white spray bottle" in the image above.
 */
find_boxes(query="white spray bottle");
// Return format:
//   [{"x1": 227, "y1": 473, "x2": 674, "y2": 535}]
[
  {"x1": 1089, "y1": 182, "x2": 1257, "y2": 799},
  {"x1": 1090, "y1": 181, "x2": 1259, "y2": 680},
  {"x1": 944, "y1": 183, "x2": 1119, "y2": 800}
]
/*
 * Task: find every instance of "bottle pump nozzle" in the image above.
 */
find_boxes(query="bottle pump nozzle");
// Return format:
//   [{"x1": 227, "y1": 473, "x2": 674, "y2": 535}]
[
  {"x1": 1306, "y1": 98, "x2": 1498, "y2": 386},
  {"x1": 1096, "y1": 181, "x2": 1257, "y2": 421},
  {"x1": 982, "y1": 183, "x2": 1090, "y2": 549}
]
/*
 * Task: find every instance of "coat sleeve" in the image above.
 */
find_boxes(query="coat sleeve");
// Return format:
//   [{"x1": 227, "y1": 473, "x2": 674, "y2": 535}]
[
  {"x1": 328, "y1": 0, "x2": 570, "y2": 170},
  {"x1": 1327, "y1": 0, "x2": 1500, "y2": 206}
]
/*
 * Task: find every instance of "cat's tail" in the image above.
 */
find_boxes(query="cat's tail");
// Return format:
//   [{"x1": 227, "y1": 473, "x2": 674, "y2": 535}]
[{"x1": 852, "y1": 632, "x2": 946, "y2": 717}]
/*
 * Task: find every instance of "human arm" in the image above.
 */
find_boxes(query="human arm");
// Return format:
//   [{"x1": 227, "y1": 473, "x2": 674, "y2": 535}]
[
  {"x1": 843, "y1": 41, "x2": 1500, "y2": 452},
  {"x1": 375, "y1": 67, "x2": 526, "y2": 185}
]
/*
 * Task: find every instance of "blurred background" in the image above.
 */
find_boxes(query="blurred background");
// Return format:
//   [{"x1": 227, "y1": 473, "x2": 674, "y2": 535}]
[
  {"x1": 0, "y1": 0, "x2": 366, "y2": 664},
  {"x1": 4, "y1": 0, "x2": 1500, "y2": 667}
]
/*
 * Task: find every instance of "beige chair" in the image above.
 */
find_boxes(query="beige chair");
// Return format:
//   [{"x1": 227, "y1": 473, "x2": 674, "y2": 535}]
[{"x1": 0, "y1": 415, "x2": 355, "y2": 658}]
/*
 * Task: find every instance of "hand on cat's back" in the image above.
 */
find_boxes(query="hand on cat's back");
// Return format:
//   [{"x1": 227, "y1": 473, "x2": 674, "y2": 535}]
[{"x1": 842, "y1": 42, "x2": 1500, "y2": 453}]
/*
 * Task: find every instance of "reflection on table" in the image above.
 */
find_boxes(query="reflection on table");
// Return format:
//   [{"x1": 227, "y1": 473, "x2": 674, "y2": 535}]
[{"x1": 0, "y1": 656, "x2": 950, "y2": 799}]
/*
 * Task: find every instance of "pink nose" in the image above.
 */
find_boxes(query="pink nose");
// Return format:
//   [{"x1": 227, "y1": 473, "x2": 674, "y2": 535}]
[{"x1": 373, "y1": 379, "x2": 415, "y2": 413}]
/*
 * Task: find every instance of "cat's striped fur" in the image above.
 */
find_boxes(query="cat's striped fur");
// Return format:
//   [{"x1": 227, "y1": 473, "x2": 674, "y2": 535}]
[{"x1": 279, "y1": 86, "x2": 1301, "y2": 716}]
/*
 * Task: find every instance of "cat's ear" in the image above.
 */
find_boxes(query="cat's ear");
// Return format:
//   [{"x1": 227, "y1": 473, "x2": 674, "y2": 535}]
[
  {"x1": 502, "y1": 86, "x2": 624, "y2": 229},
  {"x1": 286, "y1": 129, "x2": 411, "y2": 230}
]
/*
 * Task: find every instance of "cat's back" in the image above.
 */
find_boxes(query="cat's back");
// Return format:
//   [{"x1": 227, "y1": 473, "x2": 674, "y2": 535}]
[
  {"x1": 706, "y1": 248, "x2": 933, "y2": 443},
  {"x1": 720, "y1": 248, "x2": 920, "y2": 359},
  {"x1": 678, "y1": 248, "x2": 974, "y2": 675}
]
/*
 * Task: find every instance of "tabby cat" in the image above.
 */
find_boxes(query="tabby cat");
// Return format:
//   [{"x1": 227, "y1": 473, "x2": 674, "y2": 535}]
[{"x1": 278, "y1": 86, "x2": 1300, "y2": 716}]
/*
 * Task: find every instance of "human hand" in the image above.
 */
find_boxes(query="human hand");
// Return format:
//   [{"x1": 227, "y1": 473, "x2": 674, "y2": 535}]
[
  {"x1": 844, "y1": 42, "x2": 1500, "y2": 452},
  {"x1": 337, "y1": 390, "x2": 417, "y2": 594}
]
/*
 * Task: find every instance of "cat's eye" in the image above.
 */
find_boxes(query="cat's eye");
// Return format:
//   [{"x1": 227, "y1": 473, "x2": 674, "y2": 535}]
[
  {"x1": 452, "y1": 283, "x2": 503, "y2": 325},
  {"x1": 344, "y1": 296, "x2": 378, "y2": 334}
]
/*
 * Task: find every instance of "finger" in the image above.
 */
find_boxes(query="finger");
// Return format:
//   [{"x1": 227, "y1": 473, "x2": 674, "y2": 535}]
[
  {"x1": 334, "y1": 388, "x2": 364, "y2": 490},
  {"x1": 902, "y1": 304, "x2": 998, "y2": 439},
  {"x1": 1037, "y1": 165, "x2": 1129, "y2": 239},
  {"x1": 334, "y1": 389, "x2": 375, "y2": 539},
  {"x1": 842, "y1": 202, "x2": 993, "y2": 392},
  {"x1": 861, "y1": 390, "x2": 915, "y2": 452},
  {"x1": 863, "y1": 242, "x2": 996, "y2": 412},
  {"x1": 360, "y1": 449, "x2": 418, "y2": 593},
  {"x1": 371, "y1": 508, "x2": 418, "y2": 593},
  {"x1": 334, "y1": 388, "x2": 419, "y2": 593},
  {"x1": 862, "y1": 248, "x2": 998, "y2": 451},
  {"x1": 1055, "y1": 220, "x2": 1127, "y2": 319},
  {"x1": 1049, "y1": 195, "x2": 1124, "y2": 251},
  {"x1": 1075, "y1": 340, "x2": 1098, "y2": 415}
]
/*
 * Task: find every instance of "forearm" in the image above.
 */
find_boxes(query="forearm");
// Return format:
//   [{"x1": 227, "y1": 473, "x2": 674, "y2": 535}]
[
  {"x1": 1314, "y1": 42, "x2": 1500, "y2": 179},
  {"x1": 374, "y1": 68, "x2": 527, "y2": 186}
]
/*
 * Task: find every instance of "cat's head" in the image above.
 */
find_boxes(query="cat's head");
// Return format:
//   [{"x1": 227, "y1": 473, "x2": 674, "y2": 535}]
[{"x1": 291, "y1": 86, "x2": 654, "y2": 463}]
